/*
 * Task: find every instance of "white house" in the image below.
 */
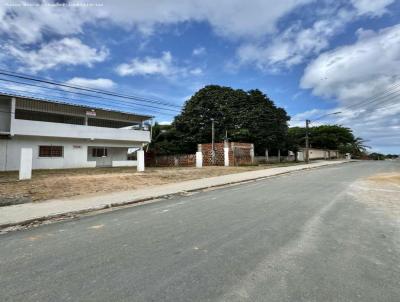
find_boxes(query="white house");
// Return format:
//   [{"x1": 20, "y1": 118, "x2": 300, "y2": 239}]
[{"x1": 0, "y1": 93, "x2": 152, "y2": 171}]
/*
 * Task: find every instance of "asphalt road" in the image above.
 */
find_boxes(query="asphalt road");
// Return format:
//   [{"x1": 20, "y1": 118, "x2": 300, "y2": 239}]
[{"x1": 1, "y1": 161, "x2": 399, "y2": 302}]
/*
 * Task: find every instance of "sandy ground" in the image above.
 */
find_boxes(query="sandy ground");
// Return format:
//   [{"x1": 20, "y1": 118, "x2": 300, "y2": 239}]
[
  {"x1": 349, "y1": 172, "x2": 400, "y2": 219},
  {"x1": 0, "y1": 164, "x2": 298, "y2": 204}
]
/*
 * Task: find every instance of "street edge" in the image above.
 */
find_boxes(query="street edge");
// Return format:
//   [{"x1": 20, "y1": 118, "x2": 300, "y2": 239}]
[{"x1": 0, "y1": 160, "x2": 354, "y2": 232}]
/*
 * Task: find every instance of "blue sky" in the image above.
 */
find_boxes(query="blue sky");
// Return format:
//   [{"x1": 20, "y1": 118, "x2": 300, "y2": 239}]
[{"x1": 0, "y1": 0, "x2": 399, "y2": 153}]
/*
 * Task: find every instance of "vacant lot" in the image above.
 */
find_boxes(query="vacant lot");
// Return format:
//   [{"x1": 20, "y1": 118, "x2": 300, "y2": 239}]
[{"x1": 0, "y1": 164, "x2": 298, "y2": 205}]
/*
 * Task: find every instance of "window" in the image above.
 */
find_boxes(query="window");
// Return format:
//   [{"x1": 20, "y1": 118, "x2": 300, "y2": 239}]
[
  {"x1": 92, "y1": 148, "x2": 108, "y2": 157},
  {"x1": 127, "y1": 153, "x2": 137, "y2": 160},
  {"x1": 16, "y1": 109, "x2": 85, "y2": 125},
  {"x1": 39, "y1": 146, "x2": 63, "y2": 157}
]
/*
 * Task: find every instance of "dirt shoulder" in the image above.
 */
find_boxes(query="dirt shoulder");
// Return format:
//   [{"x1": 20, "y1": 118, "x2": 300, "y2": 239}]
[
  {"x1": 349, "y1": 172, "x2": 400, "y2": 219},
  {"x1": 0, "y1": 163, "x2": 300, "y2": 205}
]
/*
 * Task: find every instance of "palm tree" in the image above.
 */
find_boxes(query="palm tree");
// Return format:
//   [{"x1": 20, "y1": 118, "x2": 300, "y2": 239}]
[{"x1": 352, "y1": 137, "x2": 369, "y2": 153}]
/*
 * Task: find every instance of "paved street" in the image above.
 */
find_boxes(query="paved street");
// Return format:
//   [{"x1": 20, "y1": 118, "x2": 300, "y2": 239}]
[{"x1": 1, "y1": 161, "x2": 399, "y2": 302}]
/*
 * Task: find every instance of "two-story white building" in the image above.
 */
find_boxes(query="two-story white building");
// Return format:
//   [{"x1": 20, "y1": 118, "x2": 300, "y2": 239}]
[{"x1": 0, "y1": 93, "x2": 152, "y2": 171}]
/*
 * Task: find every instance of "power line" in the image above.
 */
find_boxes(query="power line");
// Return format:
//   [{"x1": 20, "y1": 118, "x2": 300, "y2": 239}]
[
  {"x1": 291, "y1": 83, "x2": 400, "y2": 123},
  {"x1": 0, "y1": 78, "x2": 181, "y2": 114},
  {"x1": 0, "y1": 69, "x2": 182, "y2": 109},
  {"x1": 340, "y1": 81, "x2": 400, "y2": 111}
]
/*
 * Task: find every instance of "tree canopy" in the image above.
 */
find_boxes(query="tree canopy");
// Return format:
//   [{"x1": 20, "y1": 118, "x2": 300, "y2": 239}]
[
  {"x1": 287, "y1": 125, "x2": 368, "y2": 156},
  {"x1": 150, "y1": 85, "x2": 369, "y2": 158},
  {"x1": 153, "y1": 85, "x2": 290, "y2": 155}
]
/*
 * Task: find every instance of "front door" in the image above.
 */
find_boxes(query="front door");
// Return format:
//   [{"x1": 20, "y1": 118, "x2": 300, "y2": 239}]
[{"x1": 92, "y1": 147, "x2": 112, "y2": 167}]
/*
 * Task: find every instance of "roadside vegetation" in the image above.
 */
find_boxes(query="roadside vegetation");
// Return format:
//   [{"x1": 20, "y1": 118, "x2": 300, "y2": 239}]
[{"x1": 149, "y1": 85, "x2": 372, "y2": 158}]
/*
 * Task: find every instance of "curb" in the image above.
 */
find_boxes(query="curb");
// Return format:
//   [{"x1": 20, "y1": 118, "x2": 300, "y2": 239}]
[{"x1": 0, "y1": 161, "x2": 353, "y2": 232}]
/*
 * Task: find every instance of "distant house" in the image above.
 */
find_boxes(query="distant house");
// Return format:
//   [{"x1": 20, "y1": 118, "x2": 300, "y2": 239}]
[{"x1": 0, "y1": 93, "x2": 151, "y2": 171}]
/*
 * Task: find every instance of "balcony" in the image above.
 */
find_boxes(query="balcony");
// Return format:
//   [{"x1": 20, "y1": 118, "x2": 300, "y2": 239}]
[{"x1": 11, "y1": 119, "x2": 151, "y2": 143}]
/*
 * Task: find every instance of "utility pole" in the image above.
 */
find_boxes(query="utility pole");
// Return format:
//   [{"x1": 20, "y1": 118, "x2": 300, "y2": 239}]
[
  {"x1": 305, "y1": 119, "x2": 310, "y2": 163},
  {"x1": 303, "y1": 111, "x2": 340, "y2": 164},
  {"x1": 211, "y1": 118, "x2": 215, "y2": 165}
]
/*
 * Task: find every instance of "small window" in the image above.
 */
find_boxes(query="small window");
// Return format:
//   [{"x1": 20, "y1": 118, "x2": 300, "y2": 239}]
[
  {"x1": 127, "y1": 153, "x2": 137, "y2": 160},
  {"x1": 92, "y1": 148, "x2": 108, "y2": 157},
  {"x1": 39, "y1": 146, "x2": 63, "y2": 157}
]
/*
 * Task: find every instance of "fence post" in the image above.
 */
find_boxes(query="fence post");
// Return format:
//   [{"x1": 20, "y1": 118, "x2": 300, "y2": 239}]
[
  {"x1": 19, "y1": 148, "x2": 32, "y2": 180},
  {"x1": 250, "y1": 144, "x2": 255, "y2": 164},
  {"x1": 137, "y1": 149, "x2": 145, "y2": 172},
  {"x1": 223, "y1": 149, "x2": 229, "y2": 167},
  {"x1": 196, "y1": 152, "x2": 203, "y2": 168}
]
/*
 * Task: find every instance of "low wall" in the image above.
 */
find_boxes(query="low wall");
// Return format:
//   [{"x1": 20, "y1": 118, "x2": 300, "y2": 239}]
[
  {"x1": 145, "y1": 154, "x2": 196, "y2": 167},
  {"x1": 255, "y1": 155, "x2": 295, "y2": 164},
  {"x1": 112, "y1": 160, "x2": 137, "y2": 167}
]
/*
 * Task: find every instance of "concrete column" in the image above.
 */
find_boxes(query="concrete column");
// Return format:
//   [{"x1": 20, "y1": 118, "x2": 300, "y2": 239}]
[
  {"x1": 10, "y1": 97, "x2": 16, "y2": 136},
  {"x1": 196, "y1": 151, "x2": 203, "y2": 168},
  {"x1": 224, "y1": 147, "x2": 229, "y2": 166},
  {"x1": 250, "y1": 144, "x2": 255, "y2": 164},
  {"x1": 19, "y1": 148, "x2": 32, "y2": 180},
  {"x1": 137, "y1": 150, "x2": 145, "y2": 172}
]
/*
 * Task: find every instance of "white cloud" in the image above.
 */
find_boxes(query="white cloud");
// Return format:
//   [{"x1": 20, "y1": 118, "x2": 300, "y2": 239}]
[
  {"x1": 98, "y1": 0, "x2": 312, "y2": 38},
  {"x1": 193, "y1": 47, "x2": 206, "y2": 56},
  {"x1": 189, "y1": 68, "x2": 203, "y2": 75},
  {"x1": 0, "y1": 2, "x2": 96, "y2": 44},
  {"x1": 5, "y1": 38, "x2": 108, "y2": 72},
  {"x1": 66, "y1": 77, "x2": 116, "y2": 89},
  {"x1": 299, "y1": 24, "x2": 400, "y2": 152},
  {"x1": 116, "y1": 51, "x2": 174, "y2": 77},
  {"x1": 236, "y1": 0, "x2": 395, "y2": 71},
  {"x1": 116, "y1": 51, "x2": 202, "y2": 78},
  {"x1": 301, "y1": 24, "x2": 400, "y2": 103},
  {"x1": 0, "y1": 0, "x2": 312, "y2": 44},
  {"x1": 237, "y1": 9, "x2": 353, "y2": 70},
  {"x1": 158, "y1": 121, "x2": 172, "y2": 125},
  {"x1": 351, "y1": 0, "x2": 396, "y2": 17}
]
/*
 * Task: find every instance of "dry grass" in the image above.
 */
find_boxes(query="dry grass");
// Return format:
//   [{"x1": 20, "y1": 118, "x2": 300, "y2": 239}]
[{"x1": 0, "y1": 163, "x2": 298, "y2": 203}]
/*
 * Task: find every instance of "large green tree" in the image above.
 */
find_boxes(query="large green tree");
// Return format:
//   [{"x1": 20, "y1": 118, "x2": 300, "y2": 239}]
[
  {"x1": 287, "y1": 125, "x2": 368, "y2": 157},
  {"x1": 153, "y1": 85, "x2": 290, "y2": 155}
]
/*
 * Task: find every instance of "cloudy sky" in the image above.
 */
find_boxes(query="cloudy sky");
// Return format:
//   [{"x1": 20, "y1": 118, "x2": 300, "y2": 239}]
[{"x1": 0, "y1": 0, "x2": 399, "y2": 153}]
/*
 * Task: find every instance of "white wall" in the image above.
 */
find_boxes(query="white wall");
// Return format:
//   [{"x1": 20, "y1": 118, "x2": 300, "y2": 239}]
[
  {"x1": 112, "y1": 160, "x2": 137, "y2": 167},
  {"x1": 11, "y1": 119, "x2": 150, "y2": 142},
  {"x1": 308, "y1": 149, "x2": 328, "y2": 159},
  {"x1": 0, "y1": 99, "x2": 11, "y2": 133},
  {"x1": 0, "y1": 140, "x2": 8, "y2": 170},
  {"x1": 0, "y1": 136, "x2": 141, "y2": 171}
]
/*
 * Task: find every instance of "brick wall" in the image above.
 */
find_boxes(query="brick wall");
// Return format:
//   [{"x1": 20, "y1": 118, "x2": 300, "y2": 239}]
[{"x1": 199, "y1": 142, "x2": 254, "y2": 166}]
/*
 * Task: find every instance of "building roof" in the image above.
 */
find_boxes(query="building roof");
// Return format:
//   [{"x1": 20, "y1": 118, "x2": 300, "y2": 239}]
[{"x1": 0, "y1": 91, "x2": 154, "y2": 121}]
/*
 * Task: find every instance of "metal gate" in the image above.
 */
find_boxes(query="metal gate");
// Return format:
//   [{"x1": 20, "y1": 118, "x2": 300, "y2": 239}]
[{"x1": 232, "y1": 145, "x2": 252, "y2": 166}]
